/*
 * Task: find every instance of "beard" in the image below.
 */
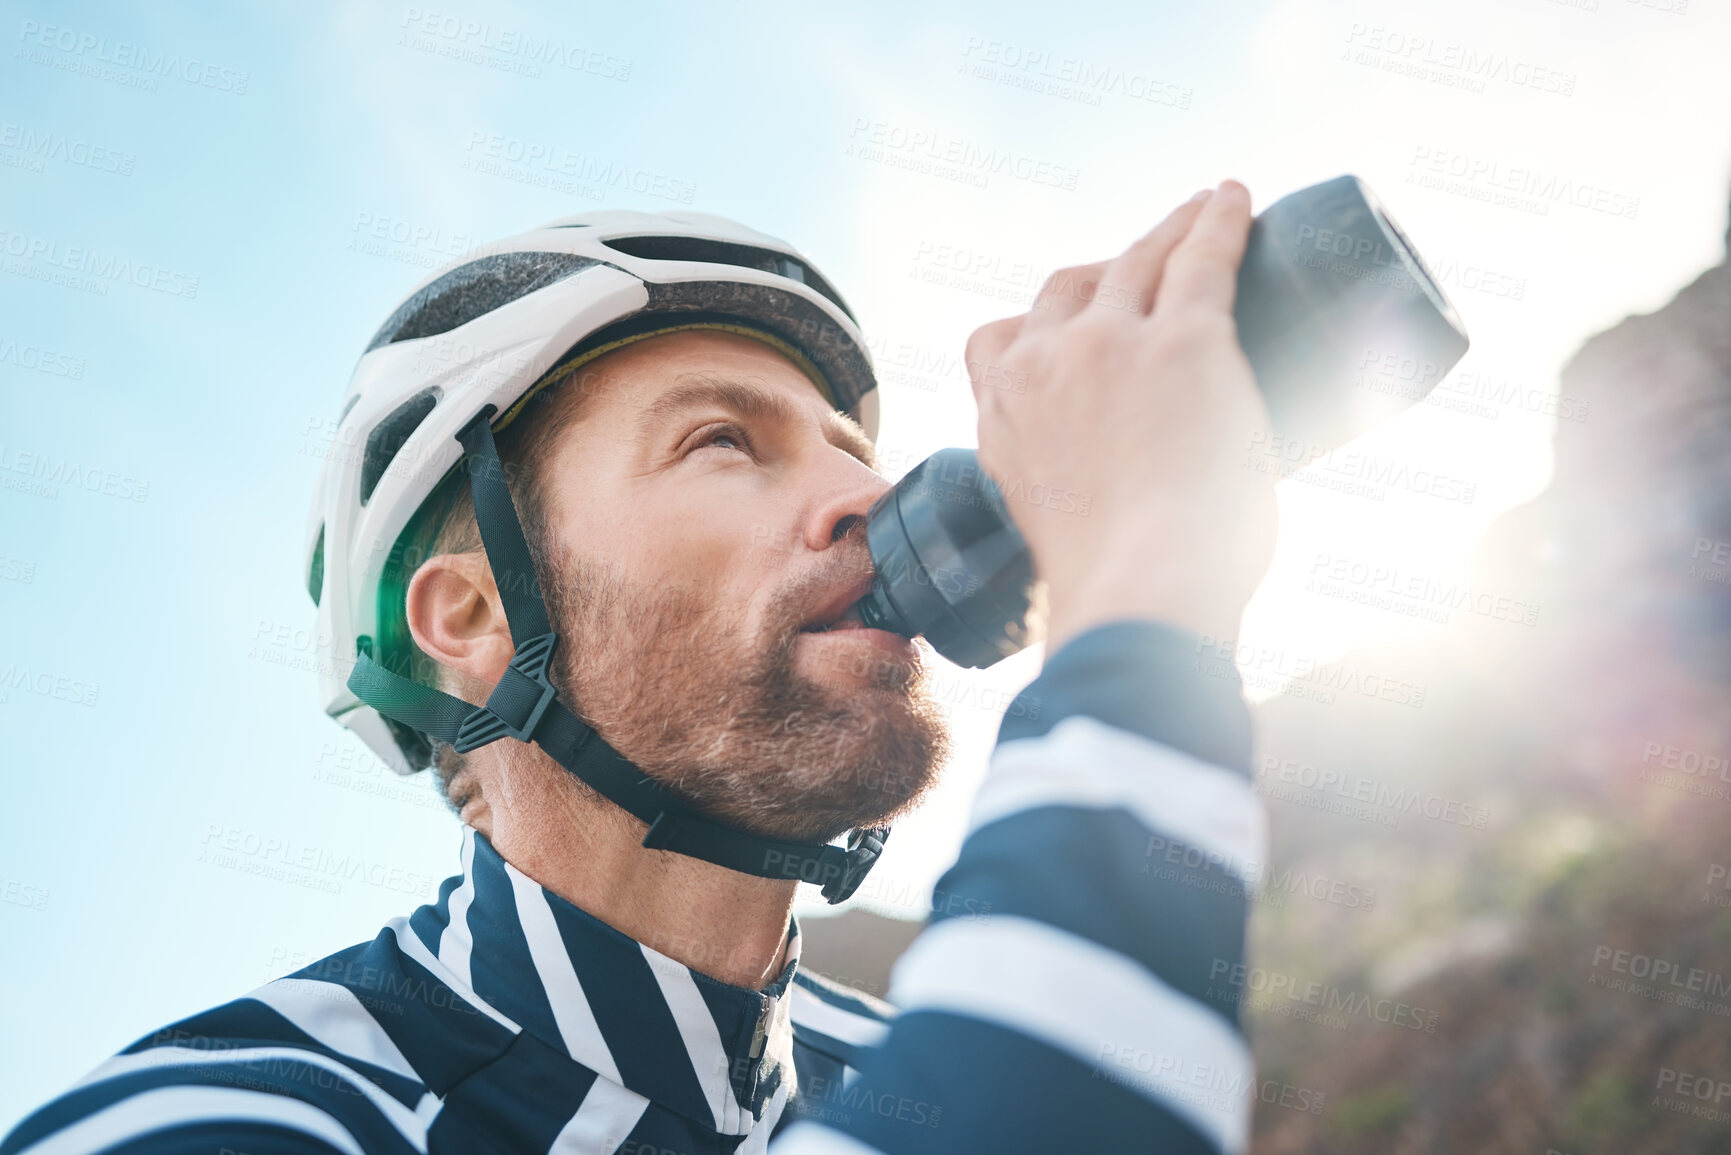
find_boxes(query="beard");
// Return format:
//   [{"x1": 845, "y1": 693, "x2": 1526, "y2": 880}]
[{"x1": 539, "y1": 538, "x2": 952, "y2": 845}]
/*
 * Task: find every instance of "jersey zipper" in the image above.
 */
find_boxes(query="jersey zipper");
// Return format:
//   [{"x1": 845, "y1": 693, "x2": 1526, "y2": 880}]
[
  {"x1": 748, "y1": 995, "x2": 770, "y2": 1060},
  {"x1": 742, "y1": 993, "x2": 772, "y2": 1109}
]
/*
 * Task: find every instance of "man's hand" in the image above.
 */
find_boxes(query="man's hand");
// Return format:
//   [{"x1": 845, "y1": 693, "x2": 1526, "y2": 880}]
[{"x1": 965, "y1": 180, "x2": 1279, "y2": 652}]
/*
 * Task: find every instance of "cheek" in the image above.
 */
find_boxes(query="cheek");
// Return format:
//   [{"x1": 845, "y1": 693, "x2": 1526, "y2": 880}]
[
  {"x1": 577, "y1": 468, "x2": 800, "y2": 628},
  {"x1": 637, "y1": 508, "x2": 753, "y2": 581},
  {"x1": 627, "y1": 515, "x2": 783, "y2": 632}
]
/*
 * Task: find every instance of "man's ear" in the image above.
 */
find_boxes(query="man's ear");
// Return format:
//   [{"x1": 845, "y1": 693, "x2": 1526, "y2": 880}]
[{"x1": 405, "y1": 553, "x2": 515, "y2": 694}]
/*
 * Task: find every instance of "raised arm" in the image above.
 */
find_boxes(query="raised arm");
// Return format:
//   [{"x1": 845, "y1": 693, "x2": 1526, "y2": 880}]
[{"x1": 773, "y1": 183, "x2": 1280, "y2": 1153}]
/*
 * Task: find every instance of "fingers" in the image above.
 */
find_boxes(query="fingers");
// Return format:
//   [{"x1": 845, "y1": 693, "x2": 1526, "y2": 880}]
[
  {"x1": 1020, "y1": 182, "x2": 1239, "y2": 332},
  {"x1": 1089, "y1": 189, "x2": 1213, "y2": 320},
  {"x1": 1022, "y1": 259, "x2": 1110, "y2": 330},
  {"x1": 1151, "y1": 180, "x2": 1254, "y2": 323},
  {"x1": 964, "y1": 314, "x2": 1024, "y2": 403}
]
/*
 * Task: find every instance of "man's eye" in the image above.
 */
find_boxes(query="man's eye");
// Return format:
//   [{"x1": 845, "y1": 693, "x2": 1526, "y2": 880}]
[{"x1": 692, "y1": 423, "x2": 752, "y2": 454}]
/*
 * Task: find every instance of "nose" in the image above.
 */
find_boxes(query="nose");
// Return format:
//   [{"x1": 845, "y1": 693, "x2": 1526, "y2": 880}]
[{"x1": 801, "y1": 456, "x2": 891, "y2": 554}]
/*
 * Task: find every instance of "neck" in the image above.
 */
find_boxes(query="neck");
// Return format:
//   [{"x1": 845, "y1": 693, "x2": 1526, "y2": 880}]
[{"x1": 459, "y1": 745, "x2": 800, "y2": 990}]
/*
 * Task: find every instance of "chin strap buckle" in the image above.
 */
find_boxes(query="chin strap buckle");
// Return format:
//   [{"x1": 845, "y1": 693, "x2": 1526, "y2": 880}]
[
  {"x1": 455, "y1": 632, "x2": 561, "y2": 752},
  {"x1": 822, "y1": 825, "x2": 890, "y2": 905}
]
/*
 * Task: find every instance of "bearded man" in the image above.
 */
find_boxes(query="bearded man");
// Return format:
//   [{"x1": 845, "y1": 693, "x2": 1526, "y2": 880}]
[{"x1": 3, "y1": 186, "x2": 1274, "y2": 1154}]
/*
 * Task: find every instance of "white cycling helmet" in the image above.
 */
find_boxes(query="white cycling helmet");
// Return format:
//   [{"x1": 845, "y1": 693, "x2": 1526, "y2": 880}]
[{"x1": 305, "y1": 210, "x2": 880, "y2": 776}]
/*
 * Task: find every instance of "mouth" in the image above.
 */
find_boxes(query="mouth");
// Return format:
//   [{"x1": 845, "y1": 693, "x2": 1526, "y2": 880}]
[
  {"x1": 791, "y1": 573, "x2": 919, "y2": 671},
  {"x1": 800, "y1": 601, "x2": 870, "y2": 633},
  {"x1": 798, "y1": 576, "x2": 877, "y2": 634}
]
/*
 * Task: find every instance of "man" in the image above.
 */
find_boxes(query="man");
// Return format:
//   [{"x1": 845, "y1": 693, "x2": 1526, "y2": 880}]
[{"x1": 2, "y1": 184, "x2": 1276, "y2": 1153}]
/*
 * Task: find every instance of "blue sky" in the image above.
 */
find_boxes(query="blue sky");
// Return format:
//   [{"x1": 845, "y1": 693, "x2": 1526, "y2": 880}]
[{"x1": 3, "y1": 0, "x2": 1729, "y2": 1130}]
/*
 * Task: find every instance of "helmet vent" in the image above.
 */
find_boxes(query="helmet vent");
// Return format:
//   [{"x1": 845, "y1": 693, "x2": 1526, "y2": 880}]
[
  {"x1": 599, "y1": 235, "x2": 853, "y2": 322},
  {"x1": 363, "y1": 252, "x2": 601, "y2": 352},
  {"x1": 360, "y1": 388, "x2": 440, "y2": 504}
]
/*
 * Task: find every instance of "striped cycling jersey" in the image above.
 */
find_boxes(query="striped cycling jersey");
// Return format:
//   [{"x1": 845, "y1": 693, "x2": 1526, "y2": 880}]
[{"x1": 3, "y1": 619, "x2": 1264, "y2": 1154}]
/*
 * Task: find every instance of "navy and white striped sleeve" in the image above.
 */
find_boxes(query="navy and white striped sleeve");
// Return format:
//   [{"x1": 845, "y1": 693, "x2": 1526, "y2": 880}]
[{"x1": 771, "y1": 619, "x2": 1266, "y2": 1154}]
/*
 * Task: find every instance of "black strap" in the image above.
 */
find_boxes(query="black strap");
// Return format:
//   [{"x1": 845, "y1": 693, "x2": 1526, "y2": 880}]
[
  {"x1": 532, "y1": 701, "x2": 888, "y2": 899},
  {"x1": 346, "y1": 405, "x2": 889, "y2": 904},
  {"x1": 347, "y1": 650, "x2": 470, "y2": 745},
  {"x1": 456, "y1": 409, "x2": 551, "y2": 646}
]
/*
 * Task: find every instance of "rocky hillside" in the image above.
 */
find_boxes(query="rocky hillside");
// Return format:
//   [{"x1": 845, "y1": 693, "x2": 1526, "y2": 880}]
[{"x1": 1244, "y1": 203, "x2": 1731, "y2": 1153}]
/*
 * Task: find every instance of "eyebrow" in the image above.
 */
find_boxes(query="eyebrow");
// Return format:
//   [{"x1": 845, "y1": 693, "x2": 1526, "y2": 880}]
[{"x1": 635, "y1": 376, "x2": 877, "y2": 469}]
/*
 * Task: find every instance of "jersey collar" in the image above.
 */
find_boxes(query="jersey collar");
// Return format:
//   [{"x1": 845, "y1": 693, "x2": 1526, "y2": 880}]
[{"x1": 406, "y1": 827, "x2": 801, "y2": 1134}]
